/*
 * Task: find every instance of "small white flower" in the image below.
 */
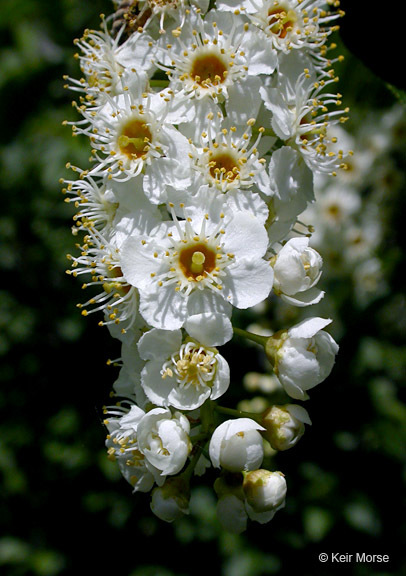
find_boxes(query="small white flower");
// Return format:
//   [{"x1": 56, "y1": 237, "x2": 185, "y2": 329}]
[
  {"x1": 67, "y1": 227, "x2": 140, "y2": 333},
  {"x1": 150, "y1": 477, "x2": 190, "y2": 523},
  {"x1": 138, "y1": 328, "x2": 230, "y2": 410},
  {"x1": 242, "y1": 469, "x2": 287, "y2": 514},
  {"x1": 120, "y1": 201, "x2": 273, "y2": 342},
  {"x1": 136, "y1": 407, "x2": 192, "y2": 476},
  {"x1": 231, "y1": 0, "x2": 342, "y2": 54},
  {"x1": 260, "y1": 53, "x2": 349, "y2": 175},
  {"x1": 62, "y1": 173, "x2": 119, "y2": 235},
  {"x1": 105, "y1": 404, "x2": 163, "y2": 492},
  {"x1": 63, "y1": 172, "x2": 162, "y2": 238},
  {"x1": 65, "y1": 22, "x2": 157, "y2": 114},
  {"x1": 261, "y1": 404, "x2": 311, "y2": 450},
  {"x1": 272, "y1": 236, "x2": 324, "y2": 306},
  {"x1": 317, "y1": 184, "x2": 362, "y2": 227},
  {"x1": 157, "y1": 9, "x2": 275, "y2": 136},
  {"x1": 265, "y1": 317, "x2": 339, "y2": 400},
  {"x1": 197, "y1": 121, "x2": 268, "y2": 189},
  {"x1": 209, "y1": 418, "x2": 265, "y2": 472},
  {"x1": 73, "y1": 76, "x2": 189, "y2": 182},
  {"x1": 128, "y1": 0, "x2": 210, "y2": 34}
]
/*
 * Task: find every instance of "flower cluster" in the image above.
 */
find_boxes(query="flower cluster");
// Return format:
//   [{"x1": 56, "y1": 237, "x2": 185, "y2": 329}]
[{"x1": 63, "y1": 0, "x2": 345, "y2": 532}]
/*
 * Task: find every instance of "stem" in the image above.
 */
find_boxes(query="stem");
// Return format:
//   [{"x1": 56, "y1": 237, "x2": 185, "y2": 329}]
[
  {"x1": 149, "y1": 79, "x2": 170, "y2": 89},
  {"x1": 182, "y1": 440, "x2": 208, "y2": 482},
  {"x1": 215, "y1": 404, "x2": 261, "y2": 422},
  {"x1": 233, "y1": 326, "x2": 268, "y2": 347}
]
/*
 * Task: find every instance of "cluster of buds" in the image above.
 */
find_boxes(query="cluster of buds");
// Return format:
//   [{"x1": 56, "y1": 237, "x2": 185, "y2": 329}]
[{"x1": 62, "y1": 0, "x2": 345, "y2": 532}]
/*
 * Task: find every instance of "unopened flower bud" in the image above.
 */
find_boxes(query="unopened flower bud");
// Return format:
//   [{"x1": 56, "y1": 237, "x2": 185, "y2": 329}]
[
  {"x1": 261, "y1": 404, "x2": 311, "y2": 451},
  {"x1": 150, "y1": 477, "x2": 190, "y2": 523},
  {"x1": 265, "y1": 317, "x2": 339, "y2": 400},
  {"x1": 272, "y1": 237, "x2": 324, "y2": 307},
  {"x1": 243, "y1": 469, "x2": 286, "y2": 514},
  {"x1": 209, "y1": 418, "x2": 265, "y2": 472}
]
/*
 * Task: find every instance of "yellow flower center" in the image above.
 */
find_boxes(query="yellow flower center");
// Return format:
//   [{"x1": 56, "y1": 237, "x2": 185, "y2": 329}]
[
  {"x1": 267, "y1": 5, "x2": 297, "y2": 38},
  {"x1": 190, "y1": 53, "x2": 228, "y2": 88},
  {"x1": 209, "y1": 152, "x2": 240, "y2": 184},
  {"x1": 178, "y1": 243, "x2": 217, "y2": 281},
  {"x1": 118, "y1": 118, "x2": 152, "y2": 159}
]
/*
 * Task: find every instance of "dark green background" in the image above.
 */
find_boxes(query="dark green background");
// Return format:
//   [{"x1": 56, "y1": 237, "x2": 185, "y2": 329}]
[{"x1": 1, "y1": 1, "x2": 405, "y2": 574}]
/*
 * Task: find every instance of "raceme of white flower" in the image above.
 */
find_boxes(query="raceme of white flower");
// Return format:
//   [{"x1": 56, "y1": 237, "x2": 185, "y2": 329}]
[{"x1": 63, "y1": 0, "x2": 346, "y2": 532}]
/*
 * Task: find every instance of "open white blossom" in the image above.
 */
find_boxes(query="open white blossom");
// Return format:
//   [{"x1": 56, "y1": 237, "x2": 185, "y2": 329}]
[
  {"x1": 138, "y1": 328, "x2": 230, "y2": 410},
  {"x1": 65, "y1": 21, "x2": 156, "y2": 109},
  {"x1": 156, "y1": 8, "x2": 276, "y2": 136},
  {"x1": 120, "y1": 201, "x2": 273, "y2": 342},
  {"x1": 217, "y1": 0, "x2": 342, "y2": 55},
  {"x1": 72, "y1": 74, "x2": 190, "y2": 182},
  {"x1": 260, "y1": 52, "x2": 349, "y2": 175}
]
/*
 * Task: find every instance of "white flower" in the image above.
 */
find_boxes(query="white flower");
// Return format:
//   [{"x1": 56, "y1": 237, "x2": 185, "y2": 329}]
[
  {"x1": 218, "y1": 0, "x2": 342, "y2": 54},
  {"x1": 209, "y1": 418, "x2": 265, "y2": 472},
  {"x1": 125, "y1": 0, "x2": 210, "y2": 34},
  {"x1": 150, "y1": 477, "x2": 190, "y2": 523},
  {"x1": 266, "y1": 146, "x2": 314, "y2": 245},
  {"x1": 261, "y1": 404, "x2": 311, "y2": 450},
  {"x1": 214, "y1": 468, "x2": 284, "y2": 532},
  {"x1": 120, "y1": 201, "x2": 273, "y2": 343},
  {"x1": 73, "y1": 75, "x2": 190, "y2": 182},
  {"x1": 242, "y1": 469, "x2": 286, "y2": 514},
  {"x1": 138, "y1": 328, "x2": 230, "y2": 410},
  {"x1": 216, "y1": 494, "x2": 248, "y2": 534},
  {"x1": 157, "y1": 8, "x2": 276, "y2": 136},
  {"x1": 183, "y1": 119, "x2": 270, "y2": 200},
  {"x1": 272, "y1": 237, "x2": 324, "y2": 306},
  {"x1": 65, "y1": 22, "x2": 157, "y2": 119},
  {"x1": 260, "y1": 52, "x2": 349, "y2": 175},
  {"x1": 105, "y1": 404, "x2": 163, "y2": 492},
  {"x1": 316, "y1": 184, "x2": 362, "y2": 227},
  {"x1": 136, "y1": 407, "x2": 192, "y2": 476},
  {"x1": 62, "y1": 173, "x2": 120, "y2": 235},
  {"x1": 265, "y1": 317, "x2": 339, "y2": 400},
  {"x1": 67, "y1": 227, "x2": 140, "y2": 333},
  {"x1": 62, "y1": 172, "x2": 162, "y2": 238}
]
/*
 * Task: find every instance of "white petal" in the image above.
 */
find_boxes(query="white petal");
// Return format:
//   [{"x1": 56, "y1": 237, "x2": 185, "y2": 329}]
[
  {"x1": 184, "y1": 312, "x2": 233, "y2": 347},
  {"x1": 222, "y1": 259, "x2": 273, "y2": 309},
  {"x1": 225, "y1": 190, "x2": 269, "y2": 226},
  {"x1": 210, "y1": 354, "x2": 230, "y2": 401},
  {"x1": 120, "y1": 236, "x2": 162, "y2": 290},
  {"x1": 137, "y1": 328, "x2": 182, "y2": 361},
  {"x1": 227, "y1": 76, "x2": 263, "y2": 125},
  {"x1": 280, "y1": 287, "x2": 325, "y2": 307},
  {"x1": 140, "y1": 360, "x2": 174, "y2": 407},
  {"x1": 286, "y1": 404, "x2": 312, "y2": 426},
  {"x1": 288, "y1": 317, "x2": 332, "y2": 339},
  {"x1": 223, "y1": 211, "x2": 269, "y2": 259},
  {"x1": 138, "y1": 287, "x2": 187, "y2": 331},
  {"x1": 168, "y1": 384, "x2": 211, "y2": 411}
]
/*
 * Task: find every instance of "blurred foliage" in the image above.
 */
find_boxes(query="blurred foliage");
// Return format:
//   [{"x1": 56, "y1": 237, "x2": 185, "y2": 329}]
[{"x1": 1, "y1": 1, "x2": 405, "y2": 575}]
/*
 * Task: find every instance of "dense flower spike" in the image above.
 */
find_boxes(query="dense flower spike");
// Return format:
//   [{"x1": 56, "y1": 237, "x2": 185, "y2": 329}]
[{"x1": 64, "y1": 0, "x2": 346, "y2": 531}]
